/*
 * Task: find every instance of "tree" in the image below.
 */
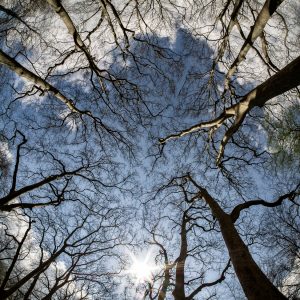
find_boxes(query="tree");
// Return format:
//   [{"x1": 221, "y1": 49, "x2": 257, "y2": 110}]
[
  {"x1": 160, "y1": 55, "x2": 300, "y2": 165},
  {"x1": 141, "y1": 178, "x2": 231, "y2": 300},
  {"x1": 138, "y1": 172, "x2": 298, "y2": 299},
  {"x1": 0, "y1": 195, "x2": 129, "y2": 299},
  {"x1": 0, "y1": 0, "x2": 299, "y2": 299}
]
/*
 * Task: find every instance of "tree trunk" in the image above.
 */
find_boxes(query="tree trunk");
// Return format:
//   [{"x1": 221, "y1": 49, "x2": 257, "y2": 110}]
[
  {"x1": 225, "y1": 0, "x2": 284, "y2": 88},
  {"x1": 201, "y1": 188, "x2": 287, "y2": 300},
  {"x1": 172, "y1": 215, "x2": 188, "y2": 300},
  {"x1": 0, "y1": 49, "x2": 78, "y2": 112},
  {"x1": 219, "y1": 215, "x2": 287, "y2": 299}
]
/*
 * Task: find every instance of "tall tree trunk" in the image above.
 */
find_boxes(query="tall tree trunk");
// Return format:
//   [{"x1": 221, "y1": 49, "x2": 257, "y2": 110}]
[
  {"x1": 218, "y1": 215, "x2": 287, "y2": 299},
  {"x1": 199, "y1": 187, "x2": 287, "y2": 300},
  {"x1": 172, "y1": 214, "x2": 188, "y2": 300},
  {"x1": 225, "y1": 0, "x2": 284, "y2": 89}
]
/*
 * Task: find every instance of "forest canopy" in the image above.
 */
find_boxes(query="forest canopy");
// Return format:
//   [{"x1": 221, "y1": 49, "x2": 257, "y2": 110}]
[{"x1": 0, "y1": 0, "x2": 299, "y2": 299}]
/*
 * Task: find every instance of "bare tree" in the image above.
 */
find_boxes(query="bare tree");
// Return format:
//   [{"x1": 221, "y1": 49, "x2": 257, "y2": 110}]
[
  {"x1": 145, "y1": 173, "x2": 299, "y2": 299},
  {"x1": 160, "y1": 55, "x2": 300, "y2": 165},
  {"x1": 0, "y1": 200, "x2": 128, "y2": 299},
  {"x1": 0, "y1": 0, "x2": 299, "y2": 299}
]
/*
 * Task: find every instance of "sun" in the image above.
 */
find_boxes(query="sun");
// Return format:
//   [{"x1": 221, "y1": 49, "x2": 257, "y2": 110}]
[{"x1": 127, "y1": 251, "x2": 158, "y2": 283}]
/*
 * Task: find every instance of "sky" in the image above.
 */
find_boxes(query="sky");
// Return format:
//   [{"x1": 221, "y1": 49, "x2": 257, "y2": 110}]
[{"x1": 0, "y1": 0, "x2": 299, "y2": 299}]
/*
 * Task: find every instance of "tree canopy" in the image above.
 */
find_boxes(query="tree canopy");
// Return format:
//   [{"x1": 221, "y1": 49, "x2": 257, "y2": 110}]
[{"x1": 0, "y1": 0, "x2": 299, "y2": 299}]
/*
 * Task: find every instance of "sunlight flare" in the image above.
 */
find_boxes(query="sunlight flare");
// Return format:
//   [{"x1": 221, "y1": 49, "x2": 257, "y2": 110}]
[{"x1": 127, "y1": 251, "x2": 159, "y2": 283}]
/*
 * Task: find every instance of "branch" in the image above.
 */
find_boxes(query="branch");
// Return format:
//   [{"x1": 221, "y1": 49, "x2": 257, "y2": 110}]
[
  {"x1": 0, "y1": 49, "x2": 128, "y2": 144},
  {"x1": 148, "y1": 231, "x2": 175, "y2": 300},
  {"x1": 0, "y1": 217, "x2": 90, "y2": 299},
  {"x1": 0, "y1": 220, "x2": 32, "y2": 291},
  {"x1": 0, "y1": 5, "x2": 37, "y2": 33},
  {"x1": 10, "y1": 131, "x2": 27, "y2": 193},
  {"x1": 216, "y1": 0, "x2": 244, "y2": 61},
  {"x1": 0, "y1": 180, "x2": 70, "y2": 211},
  {"x1": 0, "y1": 167, "x2": 83, "y2": 207},
  {"x1": 230, "y1": 184, "x2": 300, "y2": 223},
  {"x1": 160, "y1": 55, "x2": 300, "y2": 165},
  {"x1": 186, "y1": 260, "x2": 231, "y2": 300},
  {"x1": 224, "y1": 0, "x2": 284, "y2": 90},
  {"x1": 0, "y1": 49, "x2": 81, "y2": 113}
]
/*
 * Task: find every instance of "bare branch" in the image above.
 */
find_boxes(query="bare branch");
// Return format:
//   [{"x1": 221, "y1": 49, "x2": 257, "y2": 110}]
[
  {"x1": 160, "y1": 56, "x2": 300, "y2": 165},
  {"x1": 186, "y1": 260, "x2": 231, "y2": 300},
  {"x1": 224, "y1": 0, "x2": 285, "y2": 90},
  {"x1": 230, "y1": 184, "x2": 300, "y2": 223}
]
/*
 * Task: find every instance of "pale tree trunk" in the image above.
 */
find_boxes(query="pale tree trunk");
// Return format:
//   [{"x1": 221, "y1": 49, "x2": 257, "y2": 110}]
[
  {"x1": 225, "y1": 0, "x2": 284, "y2": 89},
  {"x1": 0, "y1": 49, "x2": 79, "y2": 112}
]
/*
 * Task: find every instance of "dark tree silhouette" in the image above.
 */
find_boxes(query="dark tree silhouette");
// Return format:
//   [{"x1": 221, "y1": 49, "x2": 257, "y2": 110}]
[{"x1": 0, "y1": 0, "x2": 299, "y2": 299}]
